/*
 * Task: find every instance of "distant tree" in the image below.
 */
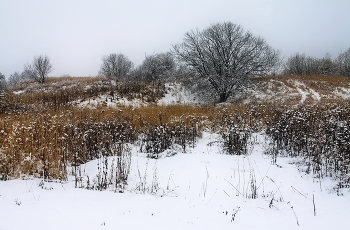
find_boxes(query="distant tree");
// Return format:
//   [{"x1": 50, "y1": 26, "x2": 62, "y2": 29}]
[
  {"x1": 173, "y1": 22, "x2": 280, "y2": 103},
  {"x1": 336, "y1": 47, "x2": 350, "y2": 77},
  {"x1": 284, "y1": 53, "x2": 316, "y2": 75},
  {"x1": 7, "y1": 71, "x2": 29, "y2": 87},
  {"x1": 283, "y1": 53, "x2": 337, "y2": 76},
  {"x1": 0, "y1": 72, "x2": 6, "y2": 98},
  {"x1": 0, "y1": 72, "x2": 5, "y2": 83},
  {"x1": 141, "y1": 52, "x2": 175, "y2": 83},
  {"x1": 130, "y1": 66, "x2": 143, "y2": 81},
  {"x1": 24, "y1": 55, "x2": 53, "y2": 84},
  {"x1": 99, "y1": 53, "x2": 133, "y2": 79},
  {"x1": 319, "y1": 53, "x2": 336, "y2": 75}
]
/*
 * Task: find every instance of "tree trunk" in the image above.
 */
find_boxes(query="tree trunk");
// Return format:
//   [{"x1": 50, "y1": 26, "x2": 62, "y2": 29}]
[{"x1": 219, "y1": 92, "x2": 229, "y2": 103}]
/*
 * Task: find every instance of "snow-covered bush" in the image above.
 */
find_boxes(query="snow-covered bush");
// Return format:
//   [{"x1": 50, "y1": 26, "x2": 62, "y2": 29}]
[
  {"x1": 220, "y1": 127, "x2": 251, "y2": 155},
  {"x1": 265, "y1": 103, "x2": 350, "y2": 188},
  {"x1": 140, "y1": 115, "x2": 202, "y2": 158},
  {"x1": 140, "y1": 124, "x2": 173, "y2": 159}
]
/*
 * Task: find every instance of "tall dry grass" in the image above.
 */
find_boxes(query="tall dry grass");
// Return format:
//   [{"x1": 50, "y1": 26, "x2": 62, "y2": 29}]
[
  {"x1": 1, "y1": 75, "x2": 350, "y2": 190},
  {"x1": 0, "y1": 102, "x2": 273, "y2": 180}
]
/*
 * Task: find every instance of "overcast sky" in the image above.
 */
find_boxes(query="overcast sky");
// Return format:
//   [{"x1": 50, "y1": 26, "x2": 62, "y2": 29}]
[{"x1": 1, "y1": 0, "x2": 349, "y2": 77}]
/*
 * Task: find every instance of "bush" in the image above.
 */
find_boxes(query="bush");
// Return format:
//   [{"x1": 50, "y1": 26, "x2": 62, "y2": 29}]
[{"x1": 265, "y1": 103, "x2": 350, "y2": 187}]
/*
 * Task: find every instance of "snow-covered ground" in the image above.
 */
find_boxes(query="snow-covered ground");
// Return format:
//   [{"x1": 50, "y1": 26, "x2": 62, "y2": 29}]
[
  {"x1": 64, "y1": 79, "x2": 350, "y2": 108},
  {"x1": 1, "y1": 133, "x2": 349, "y2": 230},
  {"x1": 76, "y1": 94, "x2": 145, "y2": 108},
  {"x1": 73, "y1": 82, "x2": 197, "y2": 108},
  {"x1": 335, "y1": 87, "x2": 350, "y2": 99},
  {"x1": 158, "y1": 83, "x2": 198, "y2": 105}
]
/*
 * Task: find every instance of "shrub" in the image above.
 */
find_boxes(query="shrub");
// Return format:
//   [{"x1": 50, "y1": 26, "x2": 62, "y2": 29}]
[{"x1": 265, "y1": 102, "x2": 350, "y2": 187}]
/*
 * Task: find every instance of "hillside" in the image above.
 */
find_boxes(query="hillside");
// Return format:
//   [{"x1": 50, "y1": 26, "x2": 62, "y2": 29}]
[
  {"x1": 5, "y1": 75, "x2": 350, "y2": 107},
  {"x1": 0, "y1": 75, "x2": 350, "y2": 230}
]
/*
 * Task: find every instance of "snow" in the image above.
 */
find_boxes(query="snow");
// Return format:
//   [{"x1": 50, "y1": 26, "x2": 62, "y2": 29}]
[
  {"x1": 294, "y1": 81, "x2": 309, "y2": 103},
  {"x1": 309, "y1": 88, "x2": 321, "y2": 101},
  {"x1": 335, "y1": 87, "x2": 350, "y2": 99},
  {"x1": 76, "y1": 94, "x2": 145, "y2": 108},
  {"x1": 157, "y1": 83, "x2": 197, "y2": 105},
  {"x1": 13, "y1": 90, "x2": 25, "y2": 95},
  {"x1": 293, "y1": 81, "x2": 322, "y2": 102},
  {"x1": 1, "y1": 133, "x2": 349, "y2": 230},
  {"x1": 73, "y1": 83, "x2": 197, "y2": 108}
]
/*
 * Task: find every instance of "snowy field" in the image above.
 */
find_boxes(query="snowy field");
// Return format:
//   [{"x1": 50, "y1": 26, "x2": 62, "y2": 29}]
[{"x1": 1, "y1": 133, "x2": 349, "y2": 230}]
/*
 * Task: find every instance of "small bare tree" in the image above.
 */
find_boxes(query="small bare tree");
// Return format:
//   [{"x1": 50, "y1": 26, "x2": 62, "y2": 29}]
[
  {"x1": 99, "y1": 53, "x2": 133, "y2": 79},
  {"x1": 336, "y1": 47, "x2": 350, "y2": 77},
  {"x1": 24, "y1": 55, "x2": 53, "y2": 84},
  {"x1": 7, "y1": 71, "x2": 30, "y2": 88},
  {"x1": 141, "y1": 52, "x2": 175, "y2": 83},
  {"x1": 173, "y1": 22, "x2": 280, "y2": 103},
  {"x1": 0, "y1": 72, "x2": 6, "y2": 99}
]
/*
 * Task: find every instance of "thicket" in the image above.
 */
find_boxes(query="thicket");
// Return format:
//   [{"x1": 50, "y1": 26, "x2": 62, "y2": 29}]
[
  {"x1": 140, "y1": 115, "x2": 202, "y2": 158},
  {"x1": 265, "y1": 101, "x2": 350, "y2": 189},
  {"x1": 0, "y1": 97, "x2": 271, "y2": 186}
]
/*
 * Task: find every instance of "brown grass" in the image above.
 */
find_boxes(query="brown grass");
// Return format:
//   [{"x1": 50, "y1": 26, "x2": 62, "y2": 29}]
[
  {"x1": 1, "y1": 75, "x2": 350, "y2": 181},
  {"x1": 257, "y1": 74, "x2": 350, "y2": 91}
]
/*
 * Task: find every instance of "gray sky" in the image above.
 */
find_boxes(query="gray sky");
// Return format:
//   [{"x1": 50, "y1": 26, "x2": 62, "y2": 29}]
[{"x1": 1, "y1": 0, "x2": 349, "y2": 77}]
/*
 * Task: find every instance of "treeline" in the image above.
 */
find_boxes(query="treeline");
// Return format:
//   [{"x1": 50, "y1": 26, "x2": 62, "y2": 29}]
[{"x1": 283, "y1": 48, "x2": 350, "y2": 76}]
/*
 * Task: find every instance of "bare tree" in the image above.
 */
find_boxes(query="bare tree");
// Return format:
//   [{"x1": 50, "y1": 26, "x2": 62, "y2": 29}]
[
  {"x1": 141, "y1": 52, "x2": 175, "y2": 83},
  {"x1": 99, "y1": 53, "x2": 133, "y2": 79},
  {"x1": 173, "y1": 22, "x2": 280, "y2": 103},
  {"x1": 319, "y1": 53, "x2": 336, "y2": 75},
  {"x1": 7, "y1": 71, "x2": 30, "y2": 88},
  {"x1": 0, "y1": 72, "x2": 6, "y2": 99},
  {"x1": 336, "y1": 47, "x2": 350, "y2": 77},
  {"x1": 283, "y1": 53, "x2": 336, "y2": 76},
  {"x1": 284, "y1": 53, "x2": 317, "y2": 75},
  {"x1": 24, "y1": 55, "x2": 53, "y2": 84}
]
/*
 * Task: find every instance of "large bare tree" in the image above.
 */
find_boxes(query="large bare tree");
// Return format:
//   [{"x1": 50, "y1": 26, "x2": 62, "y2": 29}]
[
  {"x1": 99, "y1": 53, "x2": 133, "y2": 79},
  {"x1": 24, "y1": 55, "x2": 53, "y2": 84},
  {"x1": 173, "y1": 22, "x2": 280, "y2": 103}
]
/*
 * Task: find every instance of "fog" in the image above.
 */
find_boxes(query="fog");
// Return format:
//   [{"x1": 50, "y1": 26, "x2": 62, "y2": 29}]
[{"x1": 0, "y1": 0, "x2": 349, "y2": 77}]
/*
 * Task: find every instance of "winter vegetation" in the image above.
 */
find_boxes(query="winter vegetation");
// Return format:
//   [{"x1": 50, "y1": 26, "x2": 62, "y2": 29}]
[{"x1": 1, "y1": 22, "x2": 350, "y2": 229}]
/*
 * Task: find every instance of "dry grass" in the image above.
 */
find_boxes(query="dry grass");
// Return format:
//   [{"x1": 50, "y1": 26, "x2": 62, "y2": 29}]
[
  {"x1": 254, "y1": 75, "x2": 350, "y2": 104},
  {"x1": 1, "y1": 75, "x2": 350, "y2": 185},
  {"x1": 0, "y1": 102, "x2": 273, "y2": 180},
  {"x1": 258, "y1": 74, "x2": 350, "y2": 91}
]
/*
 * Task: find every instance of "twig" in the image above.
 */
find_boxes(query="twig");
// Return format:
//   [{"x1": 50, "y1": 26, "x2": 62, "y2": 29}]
[
  {"x1": 266, "y1": 176, "x2": 284, "y2": 202},
  {"x1": 223, "y1": 190, "x2": 230, "y2": 197},
  {"x1": 288, "y1": 201, "x2": 299, "y2": 226},
  {"x1": 313, "y1": 194, "x2": 316, "y2": 216},
  {"x1": 256, "y1": 164, "x2": 271, "y2": 191},
  {"x1": 206, "y1": 188, "x2": 217, "y2": 205},
  {"x1": 291, "y1": 186, "x2": 308, "y2": 199},
  {"x1": 231, "y1": 207, "x2": 241, "y2": 222},
  {"x1": 225, "y1": 178, "x2": 243, "y2": 196},
  {"x1": 203, "y1": 166, "x2": 209, "y2": 198}
]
